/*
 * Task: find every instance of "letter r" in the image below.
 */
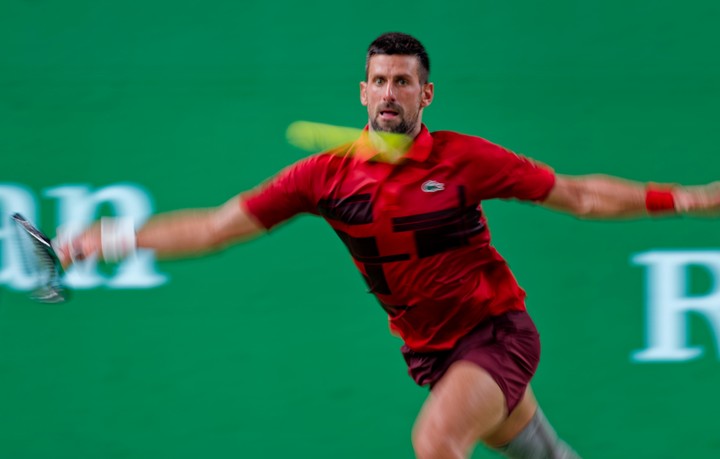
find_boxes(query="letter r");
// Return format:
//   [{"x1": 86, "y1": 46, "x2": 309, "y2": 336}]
[{"x1": 632, "y1": 251, "x2": 720, "y2": 362}]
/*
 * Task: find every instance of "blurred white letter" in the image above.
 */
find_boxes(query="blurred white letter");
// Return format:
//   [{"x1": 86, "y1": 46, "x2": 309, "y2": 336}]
[
  {"x1": 46, "y1": 184, "x2": 167, "y2": 289},
  {"x1": 632, "y1": 251, "x2": 720, "y2": 362},
  {"x1": 0, "y1": 184, "x2": 38, "y2": 289}
]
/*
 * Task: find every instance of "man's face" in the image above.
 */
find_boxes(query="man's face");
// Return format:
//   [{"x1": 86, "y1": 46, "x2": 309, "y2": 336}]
[{"x1": 360, "y1": 54, "x2": 434, "y2": 138}]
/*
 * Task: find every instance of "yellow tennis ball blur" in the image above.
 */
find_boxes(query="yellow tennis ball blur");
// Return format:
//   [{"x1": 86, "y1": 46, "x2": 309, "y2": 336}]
[
  {"x1": 286, "y1": 121, "x2": 363, "y2": 152},
  {"x1": 286, "y1": 120, "x2": 413, "y2": 164}
]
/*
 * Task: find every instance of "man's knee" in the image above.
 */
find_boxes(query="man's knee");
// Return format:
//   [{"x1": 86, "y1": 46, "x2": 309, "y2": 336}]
[
  {"x1": 412, "y1": 421, "x2": 465, "y2": 459},
  {"x1": 492, "y1": 408, "x2": 580, "y2": 459}
]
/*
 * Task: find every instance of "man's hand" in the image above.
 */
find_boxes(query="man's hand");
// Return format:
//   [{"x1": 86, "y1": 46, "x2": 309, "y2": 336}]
[
  {"x1": 674, "y1": 182, "x2": 720, "y2": 214},
  {"x1": 55, "y1": 224, "x2": 102, "y2": 269}
]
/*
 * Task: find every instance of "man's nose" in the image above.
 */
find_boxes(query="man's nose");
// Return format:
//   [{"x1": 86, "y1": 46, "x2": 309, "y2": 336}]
[{"x1": 382, "y1": 83, "x2": 396, "y2": 101}]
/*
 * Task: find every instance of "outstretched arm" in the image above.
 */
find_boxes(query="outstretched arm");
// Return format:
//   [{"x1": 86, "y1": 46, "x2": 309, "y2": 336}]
[
  {"x1": 58, "y1": 195, "x2": 265, "y2": 266},
  {"x1": 542, "y1": 174, "x2": 720, "y2": 218}
]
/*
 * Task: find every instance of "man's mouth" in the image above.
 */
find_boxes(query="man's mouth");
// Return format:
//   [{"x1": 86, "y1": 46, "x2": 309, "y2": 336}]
[{"x1": 379, "y1": 109, "x2": 399, "y2": 120}]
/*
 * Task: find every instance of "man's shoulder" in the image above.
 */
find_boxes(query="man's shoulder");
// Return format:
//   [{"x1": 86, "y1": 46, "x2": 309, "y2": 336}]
[
  {"x1": 429, "y1": 130, "x2": 505, "y2": 157},
  {"x1": 288, "y1": 148, "x2": 346, "y2": 168}
]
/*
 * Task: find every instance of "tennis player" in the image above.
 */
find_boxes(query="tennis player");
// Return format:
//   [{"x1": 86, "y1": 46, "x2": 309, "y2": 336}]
[{"x1": 58, "y1": 33, "x2": 720, "y2": 459}]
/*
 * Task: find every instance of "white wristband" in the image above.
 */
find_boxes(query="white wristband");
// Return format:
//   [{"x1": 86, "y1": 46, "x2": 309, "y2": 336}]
[{"x1": 101, "y1": 217, "x2": 137, "y2": 262}]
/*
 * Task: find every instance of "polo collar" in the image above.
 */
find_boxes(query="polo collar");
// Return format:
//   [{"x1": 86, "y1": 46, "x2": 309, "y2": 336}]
[
  {"x1": 404, "y1": 124, "x2": 433, "y2": 163},
  {"x1": 349, "y1": 124, "x2": 434, "y2": 164}
]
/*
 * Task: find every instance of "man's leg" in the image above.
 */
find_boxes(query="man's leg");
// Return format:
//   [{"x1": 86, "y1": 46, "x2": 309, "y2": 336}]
[
  {"x1": 411, "y1": 362, "x2": 579, "y2": 459},
  {"x1": 490, "y1": 408, "x2": 580, "y2": 459},
  {"x1": 483, "y1": 387, "x2": 538, "y2": 446},
  {"x1": 411, "y1": 361, "x2": 508, "y2": 459},
  {"x1": 485, "y1": 388, "x2": 580, "y2": 459}
]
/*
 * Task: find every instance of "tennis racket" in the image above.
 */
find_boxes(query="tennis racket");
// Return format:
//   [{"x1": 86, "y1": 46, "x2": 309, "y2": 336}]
[{"x1": 11, "y1": 213, "x2": 70, "y2": 303}]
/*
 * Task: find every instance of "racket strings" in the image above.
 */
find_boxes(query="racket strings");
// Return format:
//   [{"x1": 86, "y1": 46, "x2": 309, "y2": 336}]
[{"x1": 12, "y1": 214, "x2": 68, "y2": 303}]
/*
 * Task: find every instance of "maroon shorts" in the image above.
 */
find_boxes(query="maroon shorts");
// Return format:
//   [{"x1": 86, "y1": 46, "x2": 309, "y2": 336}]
[{"x1": 401, "y1": 311, "x2": 541, "y2": 413}]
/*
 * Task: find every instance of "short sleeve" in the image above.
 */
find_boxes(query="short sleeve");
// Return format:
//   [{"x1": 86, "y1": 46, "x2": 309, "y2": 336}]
[
  {"x1": 467, "y1": 138, "x2": 556, "y2": 201},
  {"x1": 242, "y1": 155, "x2": 324, "y2": 229},
  {"x1": 494, "y1": 151, "x2": 556, "y2": 201}
]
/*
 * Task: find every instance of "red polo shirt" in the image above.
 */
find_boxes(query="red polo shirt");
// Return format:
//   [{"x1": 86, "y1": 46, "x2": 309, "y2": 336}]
[{"x1": 243, "y1": 125, "x2": 556, "y2": 352}]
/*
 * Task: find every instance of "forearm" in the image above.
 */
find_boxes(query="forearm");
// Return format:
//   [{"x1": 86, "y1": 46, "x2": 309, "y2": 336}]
[
  {"x1": 137, "y1": 209, "x2": 233, "y2": 258},
  {"x1": 544, "y1": 174, "x2": 720, "y2": 219},
  {"x1": 544, "y1": 174, "x2": 647, "y2": 218},
  {"x1": 139, "y1": 198, "x2": 265, "y2": 258},
  {"x1": 58, "y1": 196, "x2": 265, "y2": 266}
]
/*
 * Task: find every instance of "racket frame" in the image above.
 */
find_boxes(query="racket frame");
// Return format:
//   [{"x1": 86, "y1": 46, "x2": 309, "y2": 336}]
[{"x1": 11, "y1": 213, "x2": 69, "y2": 303}]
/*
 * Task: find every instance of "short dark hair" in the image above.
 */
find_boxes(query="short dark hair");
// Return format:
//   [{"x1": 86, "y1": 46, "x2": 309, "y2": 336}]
[{"x1": 366, "y1": 32, "x2": 430, "y2": 84}]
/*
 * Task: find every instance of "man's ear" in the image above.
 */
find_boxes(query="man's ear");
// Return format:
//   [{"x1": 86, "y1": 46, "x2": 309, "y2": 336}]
[
  {"x1": 420, "y1": 82, "x2": 434, "y2": 108},
  {"x1": 360, "y1": 81, "x2": 368, "y2": 106}
]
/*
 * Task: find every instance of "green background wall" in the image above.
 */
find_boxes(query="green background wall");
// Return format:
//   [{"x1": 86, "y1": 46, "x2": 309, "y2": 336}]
[{"x1": 2, "y1": 1, "x2": 720, "y2": 458}]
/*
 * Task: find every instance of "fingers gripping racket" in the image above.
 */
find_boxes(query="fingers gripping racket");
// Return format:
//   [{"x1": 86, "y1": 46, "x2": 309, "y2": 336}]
[{"x1": 11, "y1": 213, "x2": 70, "y2": 303}]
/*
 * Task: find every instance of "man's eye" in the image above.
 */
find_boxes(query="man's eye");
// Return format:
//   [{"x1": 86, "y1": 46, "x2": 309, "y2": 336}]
[
  {"x1": 398, "y1": 79, "x2": 408, "y2": 86},
  {"x1": 374, "y1": 78, "x2": 385, "y2": 85}
]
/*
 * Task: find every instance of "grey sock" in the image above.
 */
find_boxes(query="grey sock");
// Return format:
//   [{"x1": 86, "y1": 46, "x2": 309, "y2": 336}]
[{"x1": 495, "y1": 408, "x2": 580, "y2": 459}]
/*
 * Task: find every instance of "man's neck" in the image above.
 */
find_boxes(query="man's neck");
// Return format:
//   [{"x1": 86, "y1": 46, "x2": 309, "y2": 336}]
[{"x1": 367, "y1": 127, "x2": 418, "y2": 163}]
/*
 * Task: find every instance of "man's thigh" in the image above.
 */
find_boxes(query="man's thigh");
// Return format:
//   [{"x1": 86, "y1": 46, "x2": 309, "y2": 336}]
[
  {"x1": 413, "y1": 361, "x2": 508, "y2": 454},
  {"x1": 404, "y1": 311, "x2": 541, "y2": 414}
]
